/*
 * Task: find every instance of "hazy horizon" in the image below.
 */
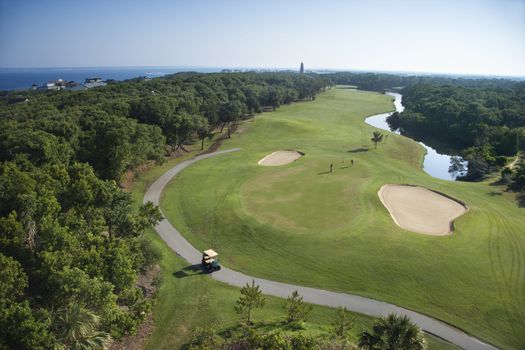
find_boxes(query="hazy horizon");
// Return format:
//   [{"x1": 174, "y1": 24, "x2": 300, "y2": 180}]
[
  {"x1": 2, "y1": 65, "x2": 525, "y2": 79},
  {"x1": 1, "y1": 0, "x2": 524, "y2": 76}
]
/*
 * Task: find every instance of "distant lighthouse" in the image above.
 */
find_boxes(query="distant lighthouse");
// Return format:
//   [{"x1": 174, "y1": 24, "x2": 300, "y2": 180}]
[{"x1": 300, "y1": 62, "x2": 304, "y2": 74}]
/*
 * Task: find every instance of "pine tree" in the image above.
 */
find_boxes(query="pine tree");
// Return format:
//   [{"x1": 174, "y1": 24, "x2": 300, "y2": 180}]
[
  {"x1": 284, "y1": 290, "x2": 312, "y2": 326},
  {"x1": 234, "y1": 280, "x2": 265, "y2": 325},
  {"x1": 332, "y1": 307, "x2": 354, "y2": 349}
]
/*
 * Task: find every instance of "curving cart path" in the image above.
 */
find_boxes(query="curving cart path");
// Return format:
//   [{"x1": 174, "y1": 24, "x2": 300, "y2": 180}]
[{"x1": 144, "y1": 148, "x2": 498, "y2": 350}]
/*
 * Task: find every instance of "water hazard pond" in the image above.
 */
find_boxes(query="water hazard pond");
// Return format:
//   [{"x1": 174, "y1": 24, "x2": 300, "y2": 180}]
[{"x1": 365, "y1": 92, "x2": 467, "y2": 181}]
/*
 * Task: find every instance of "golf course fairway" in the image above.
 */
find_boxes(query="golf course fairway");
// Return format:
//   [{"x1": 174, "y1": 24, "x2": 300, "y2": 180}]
[{"x1": 161, "y1": 88, "x2": 525, "y2": 349}]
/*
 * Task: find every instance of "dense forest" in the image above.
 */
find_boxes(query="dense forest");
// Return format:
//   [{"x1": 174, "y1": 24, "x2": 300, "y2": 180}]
[
  {"x1": 323, "y1": 72, "x2": 518, "y2": 91},
  {"x1": 0, "y1": 72, "x2": 329, "y2": 349},
  {"x1": 0, "y1": 72, "x2": 328, "y2": 181},
  {"x1": 388, "y1": 83, "x2": 525, "y2": 183},
  {"x1": 324, "y1": 72, "x2": 525, "y2": 187}
]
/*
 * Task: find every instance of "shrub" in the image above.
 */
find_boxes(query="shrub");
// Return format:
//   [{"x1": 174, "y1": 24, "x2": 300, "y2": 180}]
[{"x1": 139, "y1": 238, "x2": 162, "y2": 269}]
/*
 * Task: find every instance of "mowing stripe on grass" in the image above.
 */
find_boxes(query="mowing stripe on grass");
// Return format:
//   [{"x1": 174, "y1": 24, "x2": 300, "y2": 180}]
[{"x1": 144, "y1": 149, "x2": 498, "y2": 350}]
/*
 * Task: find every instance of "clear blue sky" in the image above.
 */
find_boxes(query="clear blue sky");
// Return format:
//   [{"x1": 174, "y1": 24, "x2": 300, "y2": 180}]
[{"x1": 1, "y1": 0, "x2": 524, "y2": 76}]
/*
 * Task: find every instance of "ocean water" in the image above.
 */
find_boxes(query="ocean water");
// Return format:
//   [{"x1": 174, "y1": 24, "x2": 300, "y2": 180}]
[{"x1": 0, "y1": 66, "x2": 222, "y2": 91}]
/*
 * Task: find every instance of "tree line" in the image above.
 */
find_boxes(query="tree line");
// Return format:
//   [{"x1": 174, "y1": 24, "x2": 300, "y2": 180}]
[
  {"x1": 387, "y1": 83, "x2": 525, "y2": 183},
  {"x1": 1, "y1": 72, "x2": 329, "y2": 181},
  {"x1": 0, "y1": 72, "x2": 328, "y2": 349},
  {"x1": 324, "y1": 72, "x2": 525, "y2": 192},
  {"x1": 322, "y1": 72, "x2": 518, "y2": 92},
  {"x1": 322, "y1": 72, "x2": 525, "y2": 190}
]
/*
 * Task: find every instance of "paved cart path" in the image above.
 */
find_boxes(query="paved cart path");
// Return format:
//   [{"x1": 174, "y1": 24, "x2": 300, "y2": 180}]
[{"x1": 144, "y1": 148, "x2": 498, "y2": 350}]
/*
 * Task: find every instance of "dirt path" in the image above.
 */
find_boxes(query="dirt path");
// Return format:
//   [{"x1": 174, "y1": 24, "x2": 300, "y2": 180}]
[
  {"x1": 508, "y1": 155, "x2": 520, "y2": 170},
  {"x1": 144, "y1": 149, "x2": 498, "y2": 350}
]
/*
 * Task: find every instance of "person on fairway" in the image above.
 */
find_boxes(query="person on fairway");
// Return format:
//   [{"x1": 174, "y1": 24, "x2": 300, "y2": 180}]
[{"x1": 330, "y1": 163, "x2": 333, "y2": 173}]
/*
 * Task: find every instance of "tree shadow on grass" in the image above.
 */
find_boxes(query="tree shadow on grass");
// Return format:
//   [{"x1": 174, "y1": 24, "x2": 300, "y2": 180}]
[
  {"x1": 488, "y1": 191, "x2": 503, "y2": 197},
  {"x1": 348, "y1": 148, "x2": 369, "y2": 153},
  {"x1": 317, "y1": 171, "x2": 331, "y2": 175},
  {"x1": 518, "y1": 193, "x2": 525, "y2": 208},
  {"x1": 487, "y1": 191, "x2": 503, "y2": 197},
  {"x1": 173, "y1": 264, "x2": 205, "y2": 278},
  {"x1": 216, "y1": 320, "x2": 293, "y2": 338},
  {"x1": 491, "y1": 182, "x2": 525, "y2": 207},
  {"x1": 489, "y1": 178, "x2": 505, "y2": 186},
  {"x1": 181, "y1": 321, "x2": 295, "y2": 350}
]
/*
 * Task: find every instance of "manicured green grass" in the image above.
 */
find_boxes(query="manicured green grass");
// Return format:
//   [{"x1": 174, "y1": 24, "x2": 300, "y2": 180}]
[
  {"x1": 161, "y1": 88, "x2": 525, "y2": 349},
  {"x1": 143, "y1": 227, "x2": 457, "y2": 350},
  {"x1": 129, "y1": 142, "x2": 457, "y2": 350}
]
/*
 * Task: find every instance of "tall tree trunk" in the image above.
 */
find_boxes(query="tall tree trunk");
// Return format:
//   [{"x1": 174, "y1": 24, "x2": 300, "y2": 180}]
[
  {"x1": 201, "y1": 137, "x2": 205, "y2": 150},
  {"x1": 227, "y1": 122, "x2": 231, "y2": 138},
  {"x1": 220, "y1": 122, "x2": 226, "y2": 133},
  {"x1": 175, "y1": 137, "x2": 187, "y2": 152}
]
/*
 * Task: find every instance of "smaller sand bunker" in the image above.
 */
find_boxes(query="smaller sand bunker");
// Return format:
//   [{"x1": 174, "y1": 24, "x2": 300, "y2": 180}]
[
  {"x1": 378, "y1": 185, "x2": 467, "y2": 235},
  {"x1": 258, "y1": 150, "x2": 303, "y2": 166}
]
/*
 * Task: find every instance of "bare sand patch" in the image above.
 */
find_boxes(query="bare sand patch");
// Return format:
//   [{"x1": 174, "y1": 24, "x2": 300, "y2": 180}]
[
  {"x1": 378, "y1": 184, "x2": 467, "y2": 235},
  {"x1": 258, "y1": 150, "x2": 303, "y2": 166}
]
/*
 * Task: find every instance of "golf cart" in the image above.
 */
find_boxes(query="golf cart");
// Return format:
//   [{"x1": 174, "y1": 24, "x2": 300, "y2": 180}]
[{"x1": 201, "y1": 249, "x2": 221, "y2": 273}]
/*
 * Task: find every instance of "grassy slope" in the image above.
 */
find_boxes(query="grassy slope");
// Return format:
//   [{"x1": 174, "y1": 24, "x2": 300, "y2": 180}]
[
  {"x1": 129, "y1": 135, "x2": 457, "y2": 350},
  {"x1": 161, "y1": 88, "x2": 525, "y2": 349}
]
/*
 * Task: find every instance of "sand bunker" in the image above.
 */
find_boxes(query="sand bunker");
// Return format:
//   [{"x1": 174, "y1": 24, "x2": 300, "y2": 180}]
[
  {"x1": 258, "y1": 150, "x2": 303, "y2": 166},
  {"x1": 378, "y1": 185, "x2": 467, "y2": 235}
]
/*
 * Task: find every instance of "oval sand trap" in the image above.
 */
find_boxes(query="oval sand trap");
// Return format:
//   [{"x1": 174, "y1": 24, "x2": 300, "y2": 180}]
[
  {"x1": 258, "y1": 150, "x2": 303, "y2": 166},
  {"x1": 378, "y1": 185, "x2": 467, "y2": 235}
]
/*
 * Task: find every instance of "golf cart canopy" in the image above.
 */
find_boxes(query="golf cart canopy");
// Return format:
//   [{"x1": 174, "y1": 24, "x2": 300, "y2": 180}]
[{"x1": 203, "y1": 249, "x2": 218, "y2": 258}]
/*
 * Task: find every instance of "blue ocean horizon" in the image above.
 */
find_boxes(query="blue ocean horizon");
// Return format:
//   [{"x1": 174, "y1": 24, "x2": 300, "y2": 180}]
[
  {"x1": 2, "y1": 66, "x2": 522, "y2": 91},
  {"x1": 0, "y1": 66, "x2": 223, "y2": 91}
]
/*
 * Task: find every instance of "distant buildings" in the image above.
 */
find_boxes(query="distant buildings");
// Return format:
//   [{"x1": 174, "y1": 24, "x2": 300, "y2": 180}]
[
  {"x1": 36, "y1": 79, "x2": 66, "y2": 90},
  {"x1": 300, "y1": 62, "x2": 304, "y2": 74},
  {"x1": 221, "y1": 69, "x2": 245, "y2": 73},
  {"x1": 83, "y1": 77, "x2": 107, "y2": 88},
  {"x1": 35, "y1": 77, "x2": 107, "y2": 91}
]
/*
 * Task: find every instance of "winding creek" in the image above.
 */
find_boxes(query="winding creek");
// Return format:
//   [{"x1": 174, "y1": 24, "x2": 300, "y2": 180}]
[{"x1": 365, "y1": 92, "x2": 467, "y2": 181}]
